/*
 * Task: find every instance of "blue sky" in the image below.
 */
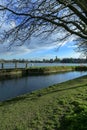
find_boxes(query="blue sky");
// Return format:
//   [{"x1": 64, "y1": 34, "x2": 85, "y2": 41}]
[
  {"x1": 0, "y1": 38, "x2": 80, "y2": 60},
  {"x1": 0, "y1": 1, "x2": 81, "y2": 60},
  {"x1": 0, "y1": 15, "x2": 80, "y2": 60}
]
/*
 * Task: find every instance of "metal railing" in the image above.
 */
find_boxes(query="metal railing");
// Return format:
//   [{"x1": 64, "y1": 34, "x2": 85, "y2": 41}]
[{"x1": 0, "y1": 62, "x2": 29, "y2": 69}]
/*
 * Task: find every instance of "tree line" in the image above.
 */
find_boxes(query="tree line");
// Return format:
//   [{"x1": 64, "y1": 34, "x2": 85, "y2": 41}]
[{"x1": 0, "y1": 57, "x2": 87, "y2": 63}]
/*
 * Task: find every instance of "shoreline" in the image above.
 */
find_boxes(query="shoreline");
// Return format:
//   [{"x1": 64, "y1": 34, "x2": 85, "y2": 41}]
[
  {"x1": 0, "y1": 66, "x2": 87, "y2": 80},
  {"x1": 0, "y1": 66, "x2": 74, "y2": 79}
]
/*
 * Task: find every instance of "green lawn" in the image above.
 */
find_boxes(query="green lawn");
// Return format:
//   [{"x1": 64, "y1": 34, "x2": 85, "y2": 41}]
[{"x1": 0, "y1": 75, "x2": 87, "y2": 130}]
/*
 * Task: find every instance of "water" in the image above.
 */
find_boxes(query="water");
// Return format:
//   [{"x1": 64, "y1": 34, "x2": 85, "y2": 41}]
[
  {"x1": 0, "y1": 62, "x2": 87, "y2": 69},
  {"x1": 29, "y1": 63, "x2": 87, "y2": 67},
  {"x1": 0, "y1": 71, "x2": 87, "y2": 101}
]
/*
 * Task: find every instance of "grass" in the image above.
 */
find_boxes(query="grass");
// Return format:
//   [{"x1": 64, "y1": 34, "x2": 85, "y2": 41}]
[
  {"x1": 0, "y1": 66, "x2": 75, "y2": 79},
  {"x1": 27, "y1": 66, "x2": 75, "y2": 75},
  {"x1": 0, "y1": 75, "x2": 87, "y2": 130},
  {"x1": 0, "y1": 66, "x2": 75, "y2": 80},
  {"x1": 0, "y1": 66, "x2": 87, "y2": 78},
  {"x1": 29, "y1": 65, "x2": 75, "y2": 70}
]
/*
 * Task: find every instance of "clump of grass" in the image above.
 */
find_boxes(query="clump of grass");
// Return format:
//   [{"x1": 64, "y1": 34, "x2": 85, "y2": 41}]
[{"x1": 60, "y1": 103, "x2": 87, "y2": 130}]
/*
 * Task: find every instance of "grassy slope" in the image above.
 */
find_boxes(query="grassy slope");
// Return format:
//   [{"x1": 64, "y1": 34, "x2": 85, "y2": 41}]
[{"x1": 0, "y1": 75, "x2": 87, "y2": 130}]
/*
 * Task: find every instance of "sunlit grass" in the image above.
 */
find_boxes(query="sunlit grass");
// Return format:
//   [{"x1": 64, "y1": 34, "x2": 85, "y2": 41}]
[{"x1": 0, "y1": 75, "x2": 87, "y2": 130}]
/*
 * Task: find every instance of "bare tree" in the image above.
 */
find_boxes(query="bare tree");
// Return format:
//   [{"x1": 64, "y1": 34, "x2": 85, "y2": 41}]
[{"x1": 0, "y1": 0, "x2": 87, "y2": 55}]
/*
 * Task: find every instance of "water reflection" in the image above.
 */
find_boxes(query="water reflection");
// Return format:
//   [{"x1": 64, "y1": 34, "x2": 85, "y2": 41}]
[{"x1": 0, "y1": 71, "x2": 87, "y2": 101}]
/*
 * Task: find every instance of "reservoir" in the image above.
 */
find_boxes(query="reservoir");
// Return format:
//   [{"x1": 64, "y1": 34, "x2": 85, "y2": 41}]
[{"x1": 0, "y1": 71, "x2": 87, "y2": 101}]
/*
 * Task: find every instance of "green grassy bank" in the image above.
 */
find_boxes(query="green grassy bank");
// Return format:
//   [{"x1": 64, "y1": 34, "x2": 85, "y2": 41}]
[
  {"x1": 0, "y1": 75, "x2": 87, "y2": 130},
  {"x1": 0, "y1": 66, "x2": 87, "y2": 79},
  {"x1": 0, "y1": 66, "x2": 75, "y2": 80},
  {"x1": 27, "y1": 66, "x2": 75, "y2": 75}
]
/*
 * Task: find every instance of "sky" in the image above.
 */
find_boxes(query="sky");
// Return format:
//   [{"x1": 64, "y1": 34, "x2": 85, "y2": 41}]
[
  {"x1": 0, "y1": 37, "x2": 81, "y2": 60},
  {"x1": 0, "y1": 14, "x2": 81, "y2": 60},
  {"x1": 0, "y1": 1, "x2": 81, "y2": 60},
  {"x1": 0, "y1": 13, "x2": 81, "y2": 60}
]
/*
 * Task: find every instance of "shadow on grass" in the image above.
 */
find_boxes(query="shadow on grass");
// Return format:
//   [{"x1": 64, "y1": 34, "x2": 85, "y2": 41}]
[
  {"x1": 0, "y1": 83, "x2": 87, "y2": 107},
  {"x1": 59, "y1": 104, "x2": 87, "y2": 130},
  {"x1": 49, "y1": 83, "x2": 87, "y2": 94}
]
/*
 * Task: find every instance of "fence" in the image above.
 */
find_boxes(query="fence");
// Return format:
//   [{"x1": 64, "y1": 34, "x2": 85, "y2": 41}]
[{"x1": 0, "y1": 62, "x2": 29, "y2": 69}]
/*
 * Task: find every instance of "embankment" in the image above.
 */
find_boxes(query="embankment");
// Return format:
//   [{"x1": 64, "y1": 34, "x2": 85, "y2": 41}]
[{"x1": 0, "y1": 66, "x2": 87, "y2": 80}]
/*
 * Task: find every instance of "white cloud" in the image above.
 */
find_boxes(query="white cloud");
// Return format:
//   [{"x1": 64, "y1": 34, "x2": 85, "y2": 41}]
[
  {"x1": 9, "y1": 20, "x2": 16, "y2": 28},
  {"x1": 67, "y1": 45, "x2": 77, "y2": 48},
  {"x1": 0, "y1": 12, "x2": 78, "y2": 58},
  {"x1": 1, "y1": 20, "x2": 16, "y2": 31},
  {"x1": 0, "y1": 32, "x2": 78, "y2": 58}
]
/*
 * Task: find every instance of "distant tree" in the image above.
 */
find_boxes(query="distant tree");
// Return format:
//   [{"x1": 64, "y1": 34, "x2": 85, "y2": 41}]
[
  {"x1": 0, "y1": 0, "x2": 87, "y2": 55},
  {"x1": 54, "y1": 56, "x2": 60, "y2": 62},
  {"x1": 49, "y1": 59, "x2": 54, "y2": 63}
]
